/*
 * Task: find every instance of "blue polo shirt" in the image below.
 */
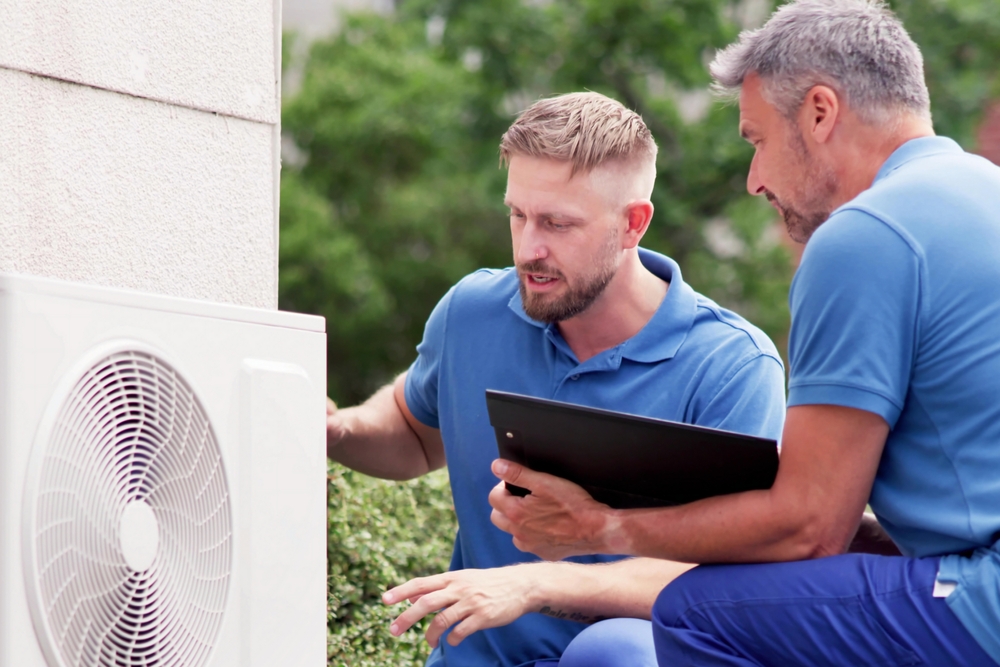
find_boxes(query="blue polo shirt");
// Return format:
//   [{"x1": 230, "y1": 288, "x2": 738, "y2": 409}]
[
  {"x1": 787, "y1": 136, "x2": 1000, "y2": 663},
  {"x1": 406, "y1": 248, "x2": 786, "y2": 667}
]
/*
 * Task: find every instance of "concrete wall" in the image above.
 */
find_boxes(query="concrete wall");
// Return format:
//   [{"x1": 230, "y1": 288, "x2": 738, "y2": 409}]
[{"x1": 0, "y1": 0, "x2": 280, "y2": 308}]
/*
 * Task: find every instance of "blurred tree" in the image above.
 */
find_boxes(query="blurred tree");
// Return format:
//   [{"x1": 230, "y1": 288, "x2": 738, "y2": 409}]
[
  {"x1": 891, "y1": 0, "x2": 1000, "y2": 148},
  {"x1": 281, "y1": 0, "x2": 792, "y2": 406},
  {"x1": 281, "y1": 0, "x2": 1000, "y2": 406}
]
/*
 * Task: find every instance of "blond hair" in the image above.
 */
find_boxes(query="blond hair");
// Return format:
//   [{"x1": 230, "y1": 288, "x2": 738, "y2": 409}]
[{"x1": 499, "y1": 92, "x2": 658, "y2": 177}]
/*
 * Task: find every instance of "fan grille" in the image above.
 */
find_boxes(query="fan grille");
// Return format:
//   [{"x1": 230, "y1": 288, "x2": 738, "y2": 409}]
[{"x1": 28, "y1": 350, "x2": 232, "y2": 667}]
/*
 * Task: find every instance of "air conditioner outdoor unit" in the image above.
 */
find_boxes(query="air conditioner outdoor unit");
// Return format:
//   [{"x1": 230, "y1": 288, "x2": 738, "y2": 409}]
[{"x1": 0, "y1": 274, "x2": 327, "y2": 667}]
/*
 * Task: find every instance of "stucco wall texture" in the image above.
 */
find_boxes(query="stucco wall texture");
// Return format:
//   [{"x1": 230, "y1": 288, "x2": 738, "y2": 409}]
[{"x1": 0, "y1": 0, "x2": 280, "y2": 308}]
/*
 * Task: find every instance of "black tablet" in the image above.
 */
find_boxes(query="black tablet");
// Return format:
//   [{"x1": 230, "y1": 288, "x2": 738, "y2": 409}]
[{"x1": 486, "y1": 389, "x2": 779, "y2": 509}]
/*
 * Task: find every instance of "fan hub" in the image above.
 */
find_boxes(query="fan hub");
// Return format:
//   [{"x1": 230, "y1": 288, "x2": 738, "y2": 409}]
[{"x1": 120, "y1": 500, "x2": 160, "y2": 572}]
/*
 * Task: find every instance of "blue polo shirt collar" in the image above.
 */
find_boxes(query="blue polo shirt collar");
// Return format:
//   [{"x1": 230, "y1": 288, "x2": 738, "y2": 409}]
[
  {"x1": 873, "y1": 136, "x2": 962, "y2": 185},
  {"x1": 507, "y1": 247, "x2": 697, "y2": 364}
]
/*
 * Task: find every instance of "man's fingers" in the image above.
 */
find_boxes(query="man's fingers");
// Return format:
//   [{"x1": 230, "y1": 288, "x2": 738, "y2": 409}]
[
  {"x1": 490, "y1": 507, "x2": 514, "y2": 535},
  {"x1": 445, "y1": 614, "x2": 489, "y2": 647},
  {"x1": 390, "y1": 589, "x2": 456, "y2": 638},
  {"x1": 488, "y1": 480, "x2": 516, "y2": 513},
  {"x1": 326, "y1": 397, "x2": 337, "y2": 415},
  {"x1": 384, "y1": 574, "x2": 447, "y2": 606},
  {"x1": 491, "y1": 459, "x2": 577, "y2": 497},
  {"x1": 424, "y1": 603, "x2": 461, "y2": 647},
  {"x1": 510, "y1": 534, "x2": 531, "y2": 554},
  {"x1": 491, "y1": 458, "x2": 536, "y2": 488},
  {"x1": 426, "y1": 595, "x2": 509, "y2": 648}
]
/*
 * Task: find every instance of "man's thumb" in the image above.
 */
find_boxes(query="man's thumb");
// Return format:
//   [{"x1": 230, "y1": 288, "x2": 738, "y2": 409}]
[{"x1": 492, "y1": 458, "x2": 524, "y2": 485}]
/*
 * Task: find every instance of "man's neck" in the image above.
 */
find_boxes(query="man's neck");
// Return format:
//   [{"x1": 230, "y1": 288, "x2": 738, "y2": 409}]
[
  {"x1": 557, "y1": 254, "x2": 668, "y2": 363},
  {"x1": 830, "y1": 115, "x2": 935, "y2": 210}
]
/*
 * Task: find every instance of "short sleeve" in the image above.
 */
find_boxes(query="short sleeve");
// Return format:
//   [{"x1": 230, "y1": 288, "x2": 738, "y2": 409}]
[
  {"x1": 787, "y1": 209, "x2": 922, "y2": 427},
  {"x1": 404, "y1": 284, "x2": 457, "y2": 429},
  {"x1": 696, "y1": 354, "x2": 786, "y2": 441}
]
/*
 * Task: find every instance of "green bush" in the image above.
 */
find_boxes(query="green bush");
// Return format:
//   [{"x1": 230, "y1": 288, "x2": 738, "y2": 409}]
[{"x1": 327, "y1": 464, "x2": 457, "y2": 666}]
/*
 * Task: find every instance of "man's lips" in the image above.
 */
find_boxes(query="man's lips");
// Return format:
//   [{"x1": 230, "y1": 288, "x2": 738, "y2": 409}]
[
  {"x1": 525, "y1": 274, "x2": 560, "y2": 291},
  {"x1": 518, "y1": 268, "x2": 562, "y2": 292},
  {"x1": 765, "y1": 192, "x2": 785, "y2": 215}
]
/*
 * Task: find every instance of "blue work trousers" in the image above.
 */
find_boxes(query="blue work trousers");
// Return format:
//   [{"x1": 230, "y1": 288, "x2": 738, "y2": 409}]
[
  {"x1": 652, "y1": 554, "x2": 997, "y2": 666},
  {"x1": 534, "y1": 618, "x2": 657, "y2": 667}
]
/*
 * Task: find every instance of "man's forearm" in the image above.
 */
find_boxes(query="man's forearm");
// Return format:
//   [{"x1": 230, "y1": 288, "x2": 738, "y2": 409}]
[
  {"x1": 608, "y1": 487, "x2": 822, "y2": 563},
  {"x1": 491, "y1": 405, "x2": 890, "y2": 564},
  {"x1": 327, "y1": 375, "x2": 441, "y2": 480},
  {"x1": 530, "y1": 558, "x2": 694, "y2": 623}
]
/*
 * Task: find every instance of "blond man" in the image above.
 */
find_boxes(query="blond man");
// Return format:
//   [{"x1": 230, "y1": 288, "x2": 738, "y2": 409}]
[{"x1": 326, "y1": 92, "x2": 785, "y2": 667}]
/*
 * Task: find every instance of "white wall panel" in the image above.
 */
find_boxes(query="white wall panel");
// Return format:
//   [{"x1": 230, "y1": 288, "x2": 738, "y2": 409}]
[
  {"x1": 0, "y1": 0, "x2": 277, "y2": 123},
  {"x1": 0, "y1": 68, "x2": 277, "y2": 309}
]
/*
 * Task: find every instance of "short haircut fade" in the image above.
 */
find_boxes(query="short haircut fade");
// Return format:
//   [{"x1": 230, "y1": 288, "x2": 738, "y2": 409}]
[
  {"x1": 710, "y1": 0, "x2": 931, "y2": 126},
  {"x1": 500, "y1": 92, "x2": 658, "y2": 176}
]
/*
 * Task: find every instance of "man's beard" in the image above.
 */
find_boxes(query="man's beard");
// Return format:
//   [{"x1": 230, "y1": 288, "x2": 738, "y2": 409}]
[
  {"x1": 517, "y1": 229, "x2": 620, "y2": 324},
  {"x1": 770, "y1": 131, "x2": 839, "y2": 244}
]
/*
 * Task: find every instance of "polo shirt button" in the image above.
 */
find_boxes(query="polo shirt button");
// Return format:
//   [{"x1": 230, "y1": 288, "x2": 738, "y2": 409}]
[{"x1": 570, "y1": 374, "x2": 580, "y2": 380}]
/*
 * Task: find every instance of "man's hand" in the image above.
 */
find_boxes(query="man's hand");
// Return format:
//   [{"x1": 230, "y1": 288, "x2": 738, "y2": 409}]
[
  {"x1": 488, "y1": 459, "x2": 615, "y2": 560},
  {"x1": 383, "y1": 568, "x2": 537, "y2": 648},
  {"x1": 383, "y1": 558, "x2": 695, "y2": 648},
  {"x1": 488, "y1": 406, "x2": 890, "y2": 565},
  {"x1": 326, "y1": 397, "x2": 347, "y2": 454}
]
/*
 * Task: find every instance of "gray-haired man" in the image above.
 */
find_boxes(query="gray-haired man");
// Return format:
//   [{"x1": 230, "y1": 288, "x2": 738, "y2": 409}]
[{"x1": 488, "y1": 2, "x2": 1000, "y2": 664}]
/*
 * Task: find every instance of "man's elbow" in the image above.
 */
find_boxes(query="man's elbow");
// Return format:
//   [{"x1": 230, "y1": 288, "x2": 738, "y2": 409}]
[
  {"x1": 846, "y1": 513, "x2": 903, "y2": 556},
  {"x1": 778, "y1": 515, "x2": 855, "y2": 561}
]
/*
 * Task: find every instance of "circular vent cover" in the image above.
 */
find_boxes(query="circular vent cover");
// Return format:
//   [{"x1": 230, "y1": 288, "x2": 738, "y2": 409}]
[{"x1": 24, "y1": 348, "x2": 232, "y2": 667}]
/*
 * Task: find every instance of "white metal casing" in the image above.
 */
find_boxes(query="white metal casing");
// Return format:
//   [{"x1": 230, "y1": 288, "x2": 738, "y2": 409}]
[{"x1": 0, "y1": 273, "x2": 327, "y2": 667}]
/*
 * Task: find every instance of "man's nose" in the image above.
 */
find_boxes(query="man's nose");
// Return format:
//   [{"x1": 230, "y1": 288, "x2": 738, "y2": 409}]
[
  {"x1": 746, "y1": 152, "x2": 766, "y2": 196},
  {"x1": 515, "y1": 222, "x2": 548, "y2": 264}
]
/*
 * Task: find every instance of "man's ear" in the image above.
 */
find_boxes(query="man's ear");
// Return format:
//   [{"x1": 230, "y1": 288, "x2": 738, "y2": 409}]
[
  {"x1": 622, "y1": 201, "x2": 654, "y2": 248},
  {"x1": 799, "y1": 85, "x2": 840, "y2": 145}
]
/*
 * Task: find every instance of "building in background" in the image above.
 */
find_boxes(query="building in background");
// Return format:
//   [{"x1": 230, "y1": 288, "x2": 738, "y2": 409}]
[
  {"x1": 0, "y1": 1, "x2": 281, "y2": 308},
  {"x1": 977, "y1": 102, "x2": 1000, "y2": 166},
  {"x1": 284, "y1": 0, "x2": 392, "y2": 39}
]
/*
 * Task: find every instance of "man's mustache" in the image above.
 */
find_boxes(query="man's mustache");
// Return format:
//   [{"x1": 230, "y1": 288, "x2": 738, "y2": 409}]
[{"x1": 517, "y1": 260, "x2": 564, "y2": 279}]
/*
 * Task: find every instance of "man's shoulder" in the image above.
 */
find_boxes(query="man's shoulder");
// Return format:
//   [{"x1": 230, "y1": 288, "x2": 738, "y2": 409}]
[
  {"x1": 449, "y1": 267, "x2": 519, "y2": 307},
  {"x1": 430, "y1": 267, "x2": 522, "y2": 333},
  {"x1": 687, "y1": 291, "x2": 783, "y2": 369},
  {"x1": 840, "y1": 139, "x2": 1000, "y2": 228}
]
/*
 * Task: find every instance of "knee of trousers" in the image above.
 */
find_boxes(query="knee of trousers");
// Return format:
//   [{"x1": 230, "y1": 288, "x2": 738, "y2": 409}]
[
  {"x1": 559, "y1": 618, "x2": 656, "y2": 667},
  {"x1": 652, "y1": 565, "x2": 717, "y2": 630}
]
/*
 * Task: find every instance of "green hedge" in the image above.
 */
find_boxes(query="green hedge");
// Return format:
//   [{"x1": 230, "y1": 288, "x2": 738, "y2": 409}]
[{"x1": 327, "y1": 464, "x2": 458, "y2": 666}]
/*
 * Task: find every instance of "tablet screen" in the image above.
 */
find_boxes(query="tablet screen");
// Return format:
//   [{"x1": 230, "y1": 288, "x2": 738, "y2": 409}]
[{"x1": 486, "y1": 389, "x2": 778, "y2": 509}]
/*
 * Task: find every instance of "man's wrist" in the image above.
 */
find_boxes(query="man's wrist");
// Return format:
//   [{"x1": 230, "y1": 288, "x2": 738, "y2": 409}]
[
  {"x1": 528, "y1": 562, "x2": 613, "y2": 624},
  {"x1": 598, "y1": 507, "x2": 629, "y2": 555},
  {"x1": 326, "y1": 408, "x2": 357, "y2": 459},
  {"x1": 523, "y1": 562, "x2": 562, "y2": 614}
]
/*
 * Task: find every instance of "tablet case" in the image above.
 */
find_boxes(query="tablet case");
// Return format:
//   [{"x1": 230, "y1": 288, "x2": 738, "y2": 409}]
[{"x1": 486, "y1": 389, "x2": 779, "y2": 509}]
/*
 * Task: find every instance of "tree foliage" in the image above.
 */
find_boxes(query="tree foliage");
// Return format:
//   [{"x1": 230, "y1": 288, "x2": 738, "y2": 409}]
[
  {"x1": 282, "y1": 0, "x2": 795, "y2": 406},
  {"x1": 892, "y1": 0, "x2": 1000, "y2": 147},
  {"x1": 281, "y1": 0, "x2": 1000, "y2": 405}
]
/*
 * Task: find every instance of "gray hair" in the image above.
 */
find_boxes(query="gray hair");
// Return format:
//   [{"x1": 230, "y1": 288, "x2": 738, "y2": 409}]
[{"x1": 710, "y1": 0, "x2": 931, "y2": 126}]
